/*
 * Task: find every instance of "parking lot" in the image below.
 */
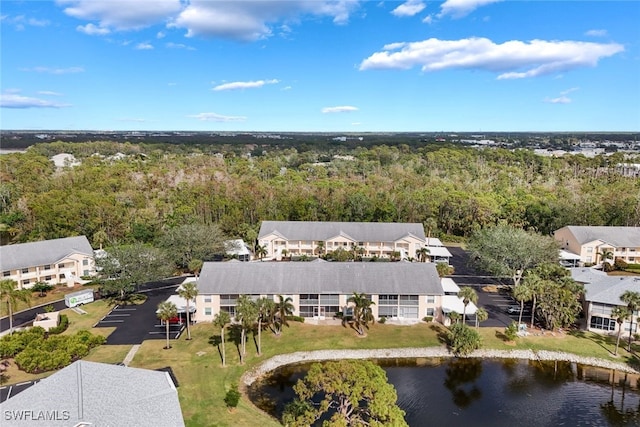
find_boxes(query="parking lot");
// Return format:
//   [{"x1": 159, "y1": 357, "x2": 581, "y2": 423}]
[{"x1": 94, "y1": 286, "x2": 185, "y2": 345}]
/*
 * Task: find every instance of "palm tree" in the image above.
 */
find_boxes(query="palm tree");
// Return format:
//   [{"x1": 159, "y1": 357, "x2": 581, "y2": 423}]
[
  {"x1": 475, "y1": 307, "x2": 488, "y2": 329},
  {"x1": 597, "y1": 249, "x2": 614, "y2": 266},
  {"x1": 458, "y1": 286, "x2": 478, "y2": 325},
  {"x1": 157, "y1": 301, "x2": 178, "y2": 349},
  {"x1": 347, "y1": 292, "x2": 375, "y2": 336},
  {"x1": 315, "y1": 241, "x2": 325, "y2": 256},
  {"x1": 235, "y1": 295, "x2": 258, "y2": 364},
  {"x1": 621, "y1": 290, "x2": 640, "y2": 351},
  {"x1": 416, "y1": 247, "x2": 430, "y2": 263},
  {"x1": 448, "y1": 311, "x2": 461, "y2": 325},
  {"x1": 352, "y1": 246, "x2": 365, "y2": 261},
  {"x1": 281, "y1": 248, "x2": 289, "y2": 261},
  {"x1": 611, "y1": 306, "x2": 630, "y2": 356},
  {"x1": 255, "y1": 297, "x2": 275, "y2": 355},
  {"x1": 213, "y1": 311, "x2": 231, "y2": 367},
  {"x1": 188, "y1": 258, "x2": 203, "y2": 279},
  {"x1": 177, "y1": 282, "x2": 198, "y2": 340},
  {"x1": 0, "y1": 279, "x2": 31, "y2": 335},
  {"x1": 255, "y1": 245, "x2": 268, "y2": 261},
  {"x1": 513, "y1": 284, "x2": 533, "y2": 327},
  {"x1": 274, "y1": 295, "x2": 294, "y2": 336}
]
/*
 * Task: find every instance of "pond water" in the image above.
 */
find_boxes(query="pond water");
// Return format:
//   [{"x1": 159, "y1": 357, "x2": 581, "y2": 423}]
[{"x1": 249, "y1": 358, "x2": 640, "y2": 427}]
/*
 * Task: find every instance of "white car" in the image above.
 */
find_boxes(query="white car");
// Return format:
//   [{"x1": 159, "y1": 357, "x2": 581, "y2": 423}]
[{"x1": 506, "y1": 305, "x2": 520, "y2": 314}]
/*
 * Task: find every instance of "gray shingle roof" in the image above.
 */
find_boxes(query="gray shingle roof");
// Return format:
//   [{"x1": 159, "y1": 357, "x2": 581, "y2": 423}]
[
  {"x1": 199, "y1": 260, "x2": 443, "y2": 295},
  {"x1": 0, "y1": 360, "x2": 185, "y2": 427},
  {"x1": 565, "y1": 226, "x2": 640, "y2": 247},
  {"x1": 0, "y1": 236, "x2": 94, "y2": 272},
  {"x1": 571, "y1": 268, "x2": 640, "y2": 305},
  {"x1": 258, "y1": 221, "x2": 426, "y2": 242}
]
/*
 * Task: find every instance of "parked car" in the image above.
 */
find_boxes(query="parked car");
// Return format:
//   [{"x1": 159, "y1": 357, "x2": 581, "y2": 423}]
[{"x1": 506, "y1": 305, "x2": 520, "y2": 314}]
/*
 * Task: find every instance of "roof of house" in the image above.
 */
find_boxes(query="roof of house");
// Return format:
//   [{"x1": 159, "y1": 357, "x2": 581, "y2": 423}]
[
  {"x1": 0, "y1": 360, "x2": 185, "y2": 427},
  {"x1": 0, "y1": 236, "x2": 94, "y2": 272},
  {"x1": 426, "y1": 246, "x2": 453, "y2": 258},
  {"x1": 258, "y1": 221, "x2": 426, "y2": 242},
  {"x1": 559, "y1": 226, "x2": 640, "y2": 248},
  {"x1": 199, "y1": 260, "x2": 443, "y2": 295},
  {"x1": 570, "y1": 268, "x2": 640, "y2": 305}
]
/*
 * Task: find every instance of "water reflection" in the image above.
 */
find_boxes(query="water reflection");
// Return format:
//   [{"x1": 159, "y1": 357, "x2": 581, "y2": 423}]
[{"x1": 250, "y1": 358, "x2": 640, "y2": 427}]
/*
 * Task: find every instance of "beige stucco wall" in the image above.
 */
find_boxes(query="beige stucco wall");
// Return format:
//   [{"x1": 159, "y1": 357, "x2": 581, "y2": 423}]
[{"x1": 5, "y1": 253, "x2": 96, "y2": 290}]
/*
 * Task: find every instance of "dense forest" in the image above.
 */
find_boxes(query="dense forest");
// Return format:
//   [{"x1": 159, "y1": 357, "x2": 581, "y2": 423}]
[{"x1": 0, "y1": 139, "x2": 638, "y2": 248}]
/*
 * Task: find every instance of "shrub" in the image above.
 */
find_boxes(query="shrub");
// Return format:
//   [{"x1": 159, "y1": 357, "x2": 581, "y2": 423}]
[
  {"x1": 422, "y1": 316, "x2": 433, "y2": 323},
  {"x1": 48, "y1": 315, "x2": 69, "y2": 335},
  {"x1": 504, "y1": 322, "x2": 518, "y2": 341},
  {"x1": 447, "y1": 323, "x2": 481, "y2": 356},
  {"x1": 286, "y1": 315, "x2": 305, "y2": 323},
  {"x1": 224, "y1": 384, "x2": 241, "y2": 409},
  {"x1": 378, "y1": 317, "x2": 387, "y2": 324},
  {"x1": 615, "y1": 258, "x2": 629, "y2": 270}
]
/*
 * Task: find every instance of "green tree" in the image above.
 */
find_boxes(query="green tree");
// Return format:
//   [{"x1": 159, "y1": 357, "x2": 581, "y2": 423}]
[
  {"x1": 315, "y1": 241, "x2": 325, "y2": 256},
  {"x1": 158, "y1": 224, "x2": 228, "y2": 270},
  {"x1": 224, "y1": 384, "x2": 241, "y2": 410},
  {"x1": 475, "y1": 307, "x2": 488, "y2": 329},
  {"x1": 96, "y1": 243, "x2": 173, "y2": 302},
  {"x1": 188, "y1": 258, "x2": 203, "y2": 279},
  {"x1": 255, "y1": 244, "x2": 268, "y2": 261},
  {"x1": 255, "y1": 297, "x2": 275, "y2": 356},
  {"x1": 347, "y1": 292, "x2": 376, "y2": 336},
  {"x1": 156, "y1": 301, "x2": 178, "y2": 350},
  {"x1": 177, "y1": 282, "x2": 198, "y2": 340},
  {"x1": 284, "y1": 359, "x2": 407, "y2": 426},
  {"x1": 274, "y1": 295, "x2": 294, "y2": 336},
  {"x1": 447, "y1": 323, "x2": 481, "y2": 356},
  {"x1": 621, "y1": 291, "x2": 640, "y2": 351},
  {"x1": 597, "y1": 248, "x2": 614, "y2": 266},
  {"x1": 416, "y1": 247, "x2": 430, "y2": 263},
  {"x1": 31, "y1": 282, "x2": 54, "y2": 298},
  {"x1": 0, "y1": 279, "x2": 31, "y2": 335},
  {"x1": 213, "y1": 310, "x2": 231, "y2": 367},
  {"x1": 467, "y1": 225, "x2": 560, "y2": 287},
  {"x1": 235, "y1": 295, "x2": 257, "y2": 364},
  {"x1": 536, "y1": 276, "x2": 584, "y2": 330},
  {"x1": 436, "y1": 263, "x2": 454, "y2": 277},
  {"x1": 512, "y1": 284, "x2": 533, "y2": 327},
  {"x1": 611, "y1": 306, "x2": 630, "y2": 356},
  {"x1": 458, "y1": 287, "x2": 478, "y2": 325},
  {"x1": 448, "y1": 311, "x2": 461, "y2": 325}
]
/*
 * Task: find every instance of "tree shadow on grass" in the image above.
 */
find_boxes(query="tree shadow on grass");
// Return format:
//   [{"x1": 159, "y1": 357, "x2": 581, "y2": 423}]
[
  {"x1": 228, "y1": 324, "x2": 243, "y2": 360},
  {"x1": 208, "y1": 334, "x2": 223, "y2": 362},
  {"x1": 569, "y1": 330, "x2": 618, "y2": 356},
  {"x1": 430, "y1": 324, "x2": 449, "y2": 345}
]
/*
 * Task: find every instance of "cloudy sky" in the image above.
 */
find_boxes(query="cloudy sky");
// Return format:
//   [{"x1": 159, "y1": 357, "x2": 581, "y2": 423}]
[{"x1": 1, "y1": 0, "x2": 638, "y2": 132}]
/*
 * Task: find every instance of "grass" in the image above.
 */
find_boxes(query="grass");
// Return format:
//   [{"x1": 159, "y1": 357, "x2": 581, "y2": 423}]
[{"x1": 0, "y1": 284, "x2": 99, "y2": 317}]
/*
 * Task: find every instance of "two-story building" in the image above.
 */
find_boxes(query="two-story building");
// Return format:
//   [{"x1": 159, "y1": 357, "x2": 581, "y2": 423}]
[
  {"x1": 194, "y1": 260, "x2": 446, "y2": 323},
  {"x1": 554, "y1": 226, "x2": 640, "y2": 265},
  {"x1": 257, "y1": 221, "x2": 427, "y2": 260},
  {"x1": 0, "y1": 236, "x2": 96, "y2": 289}
]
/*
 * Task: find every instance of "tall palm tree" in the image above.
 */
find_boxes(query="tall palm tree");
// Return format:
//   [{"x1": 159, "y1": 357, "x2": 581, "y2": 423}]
[
  {"x1": 611, "y1": 306, "x2": 630, "y2": 356},
  {"x1": 188, "y1": 258, "x2": 203, "y2": 279},
  {"x1": 416, "y1": 247, "x2": 430, "y2": 263},
  {"x1": 178, "y1": 282, "x2": 198, "y2": 340},
  {"x1": 235, "y1": 295, "x2": 258, "y2": 364},
  {"x1": 315, "y1": 241, "x2": 325, "y2": 256},
  {"x1": 597, "y1": 249, "x2": 614, "y2": 266},
  {"x1": 621, "y1": 290, "x2": 640, "y2": 351},
  {"x1": 458, "y1": 286, "x2": 478, "y2": 325},
  {"x1": 157, "y1": 301, "x2": 178, "y2": 350},
  {"x1": 213, "y1": 311, "x2": 231, "y2": 367},
  {"x1": 255, "y1": 245, "x2": 268, "y2": 261},
  {"x1": 274, "y1": 295, "x2": 294, "y2": 336},
  {"x1": 347, "y1": 292, "x2": 376, "y2": 336},
  {"x1": 255, "y1": 297, "x2": 275, "y2": 355},
  {"x1": 0, "y1": 279, "x2": 31, "y2": 335},
  {"x1": 475, "y1": 307, "x2": 489, "y2": 329},
  {"x1": 513, "y1": 283, "x2": 533, "y2": 327}
]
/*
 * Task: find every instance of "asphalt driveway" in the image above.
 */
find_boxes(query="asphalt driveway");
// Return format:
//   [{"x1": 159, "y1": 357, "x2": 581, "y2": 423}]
[{"x1": 95, "y1": 286, "x2": 184, "y2": 345}]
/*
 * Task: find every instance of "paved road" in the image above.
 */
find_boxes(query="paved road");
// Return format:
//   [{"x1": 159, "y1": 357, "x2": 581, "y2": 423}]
[{"x1": 447, "y1": 246, "x2": 531, "y2": 328}]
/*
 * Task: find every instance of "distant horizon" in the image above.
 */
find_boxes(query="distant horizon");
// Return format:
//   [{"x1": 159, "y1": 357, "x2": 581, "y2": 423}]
[{"x1": 2, "y1": 1, "x2": 638, "y2": 132}]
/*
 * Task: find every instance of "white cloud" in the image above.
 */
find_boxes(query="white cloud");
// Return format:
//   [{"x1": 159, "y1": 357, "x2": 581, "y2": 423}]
[
  {"x1": 2, "y1": 14, "x2": 50, "y2": 29},
  {"x1": 77, "y1": 23, "x2": 110, "y2": 35},
  {"x1": 392, "y1": 1, "x2": 426, "y2": 17},
  {"x1": 58, "y1": 0, "x2": 183, "y2": 30},
  {"x1": 22, "y1": 66, "x2": 85, "y2": 74},
  {"x1": 166, "y1": 42, "x2": 195, "y2": 50},
  {"x1": 170, "y1": 1, "x2": 361, "y2": 41},
  {"x1": 422, "y1": 14, "x2": 434, "y2": 24},
  {"x1": 135, "y1": 42, "x2": 154, "y2": 50},
  {"x1": 438, "y1": 0, "x2": 502, "y2": 18},
  {"x1": 545, "y1": 96, "x2": 571, "y2": 104},
  {"x1": 1, "y1": 93, "x2": 71, "y2": 109},
  {"x1": 360, "y1": 37, "x2": 624, "y2": 79},
  {"x1": 585, "y1": 29, "x2": 608, "y2": 37},
  {"x1": 322, "y1": 106, "x2": 359, "y2": 113},
  {"x1": 212, "y1": 79, "x2": 279, "y2": 91},
  {"x1": 37, "y1": 91, "x2": 63, "y2": 96},
  {"x1": 560, "y1": 87, "x2": 579, "y2": 96},
  {"x1": 188, "y1": 112, "x2": 247, "y2": 122}
]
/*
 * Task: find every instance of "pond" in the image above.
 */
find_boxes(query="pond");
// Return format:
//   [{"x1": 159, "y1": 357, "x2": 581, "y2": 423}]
[{"x1": 248, "y1": 358, "x2": 640, "y2": 426}]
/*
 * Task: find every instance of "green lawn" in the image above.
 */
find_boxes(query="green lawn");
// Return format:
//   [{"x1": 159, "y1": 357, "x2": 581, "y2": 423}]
[{"x1": 0, "y1": 284, "x2": 100, "y2": 317}]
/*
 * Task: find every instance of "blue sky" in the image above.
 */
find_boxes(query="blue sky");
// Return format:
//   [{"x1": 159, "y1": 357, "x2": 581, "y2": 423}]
[{"x1": 1, "y1": 0, "x2": 639, "y2": 132}]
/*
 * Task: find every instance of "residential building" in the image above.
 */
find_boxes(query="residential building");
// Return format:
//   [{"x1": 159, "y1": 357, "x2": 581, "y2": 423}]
[
  {"x1": 0, "y1": 360, "x2": 185, "y2": 426},
  {"x1": 258, "y1": 221, "x2": 427, "y2": 260},
  {"x1": 554, "y1": 226, "x2": 640, "y2": 265},
  {"x1": 194, "y1": 260, "x2": 445, "y2": 323},
  {"x1": 440, "y1": 277, "x2": 478, "y2": 325},
  {"x1": 0, "y1": 236, "x2": 96, "y2": 289},
  {"x1": 224, "y1": 239, "x2": 252, "y2": 261},
  {"x1": 571, "y1": 268, "x2": 640, "y2": 334},
  {"x1": 425, "y1": 237, "x2": 453, "y2": 264}
]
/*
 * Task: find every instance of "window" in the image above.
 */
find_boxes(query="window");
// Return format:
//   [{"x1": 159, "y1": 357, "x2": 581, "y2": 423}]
[
  {"x1": 205, "y1": 307, "x2": 212, "y2": 316},
  {"x1": 83, "y1": 259, "x2": 89, "y2": 266},
  {"x1": 2, "y1": 271, "x2": 9, "y2": 277},
  {"x1": 426, "y1": 295, "x2": 435, "y2": 304},
  {"x1": 400, "y1": 295, "x2": 419, "y2": 305},
  {"x1": 45, "y1": 276, "x2": 52, "y2": 281},
  {"x1": 58, "y1": 263, "x2": 65, "y2": 268},
  {"x1": 83, "y1": 270, "x2": 90, "y2": 276},
  {"x1": 22, "y1": 268, "x2": 29, "y2": 274},
  {"x1": 204, "y1": 296, "x2": 212, "y2": 303},
  {"x1": 378, "y1": 295, "x2": 398, "y2": 305},
  {"x1": 586, "y1": 247, "x2": 593, "y2": 253},
  {"x1": 22, "y1": 279, "x2": 30, "y2": 285},
  {"x1": 426, "y1": 307, "x2": 435, "y2": 317},
  {"x1": 590, "y1": 316, "x2": 616, "y2": 331},
  {"x1": 43, "y1": 265, "x2": 51, "y2": 270}
]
